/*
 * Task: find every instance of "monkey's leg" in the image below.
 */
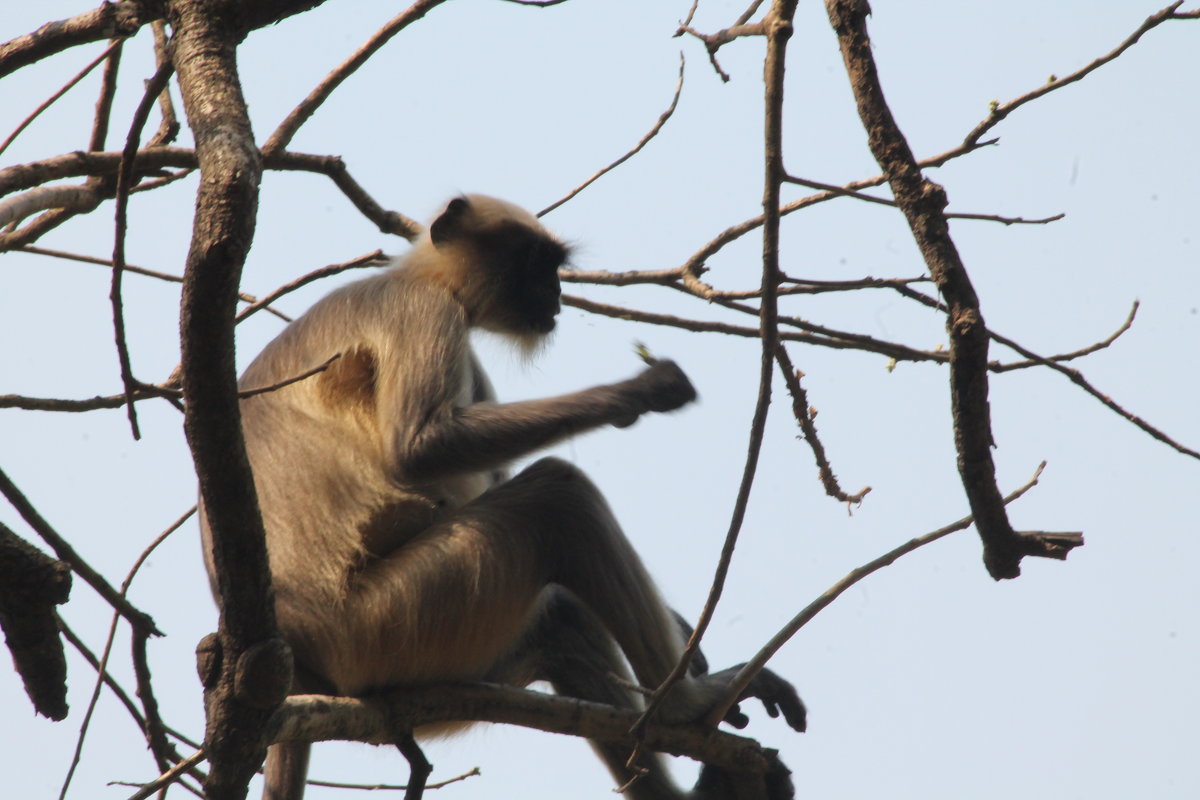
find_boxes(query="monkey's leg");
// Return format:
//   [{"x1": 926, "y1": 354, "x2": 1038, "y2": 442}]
[
  {"x1": 461, "y1": 458, "x2": 700, "y2": 700},
  {"x1": 338, "y1": 458, "x2": 790, "y2": 799},
  {"x1": 485, "y1": 586, "x2": 686, "y2": 800},
  {"x1": 340, "y1": 457, "x2": 692, "y2": 698},
  {"x1": 263, "y1": 742, "x2": 310, "y2": 800},
  {"x1": 261, "y1": 665, "x2": 332, "y2": 800}
]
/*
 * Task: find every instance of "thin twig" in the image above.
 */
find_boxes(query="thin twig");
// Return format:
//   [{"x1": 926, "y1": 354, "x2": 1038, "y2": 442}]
[
  {"x1": 704, "y1": 461, "x2": 1058, "y2": 726},
  {"x1": 0, "y1": 466, "x2": 159, "y2": 635},
  {"x1": 560, "y1": 266, "x2": 687, "y2": 287},
  {"x1": 88, "y1": 40, "x2": 123, "y2": 152},
  {"x1": 59, "y1": 616, "x2": 206, "y2": 758},
  {"x1": 538, "y1": 54, "x2": 686, "y2": 217},
  {"x1": 238, "y1": 353, "x2": 344, "y2": 399},
  {"x1": 58, "y1": 618, "x2": 148, "y2": 731},
  {"x1": 775, "y1": 345, "x2": 871, "y2": 504},
  {"x1": 123, "y1": 750, "x2": 208, "y2": 800},
  {"x1": 58, "y1": 509, "x2": 195, "y2": 800},
  {"x1": 18, "y1": 245, "x2": 292, "y2": 321},
  {"x1": 710, "y1": 274, "x2": 930, "y2": 300},
  {"x1": 111, "y1": 61, "x2": 174, "y2": 440},
  {"x1": 889, "y1": 284, "x2": 1196, "y2": 456},
  {"x1": 0, "y1": 384, "x2": 183, "y2": 412},
  {"x1": 0, "y1": 40, "x2": 123, "y2": 158},
  {"x1": 987, "y1": 327, "x2": 1200, "y2": 460},
  {"x1": 148, "y1": 22, "x2": 180, "y2": 147},
  {"x1": 993, "y1": 301, "x2": 1140, "y2": 370},
  {"x1": 264, "y1": 151, "x2": 422, "y2": 239},
  {"x1": 634, "y1": 0, "x2": 800, "y2": 745},
  {"x1": 261, "y1": 0, "x2": 451, "y2": 155},
  {"x1": 564, "y1": 294, "x2": 946, "y2": 362},
  {"x1": 962, "y1": 2, "x2": 1200, "y2": 148},
  {"x1": 306, "y1": 767, "x2": 481, "y2": 793},
  {"x1": 235, "y1": 251, "x2": 387, "y2": 322},
  {"x1": 698, "y1": 290, "x2": 946, "y2": 364},
  {"x1": 783, "y1": 173, "x2": 1064, "y2": 226},
  {"x1": 130, "y1": 166, "x2": 194, "y2": 193}
]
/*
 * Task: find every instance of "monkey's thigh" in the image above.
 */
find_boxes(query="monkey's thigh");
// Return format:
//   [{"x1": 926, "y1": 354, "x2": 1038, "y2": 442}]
[{"x1": 347, "y1": 457, "x2": 615, "y2": 684}]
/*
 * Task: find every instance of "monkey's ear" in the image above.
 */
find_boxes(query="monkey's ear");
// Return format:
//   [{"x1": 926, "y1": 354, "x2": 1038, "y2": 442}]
[{"x1": 430, "y1": 196, "x2": 471, "y2": 247}]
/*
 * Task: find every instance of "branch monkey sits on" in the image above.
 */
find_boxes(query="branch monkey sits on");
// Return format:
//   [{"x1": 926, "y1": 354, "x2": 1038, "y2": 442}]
[{"x1": 200, "y1": 195, "x2": 806, "y2": 800}]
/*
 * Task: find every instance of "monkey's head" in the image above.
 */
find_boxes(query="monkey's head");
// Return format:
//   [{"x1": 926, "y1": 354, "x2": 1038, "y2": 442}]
[{"x1": 423, "y1": 195, "x2": 569, "y2": 341}]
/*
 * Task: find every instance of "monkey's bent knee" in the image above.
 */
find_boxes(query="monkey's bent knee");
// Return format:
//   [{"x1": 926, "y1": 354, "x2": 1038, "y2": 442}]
[
  {"x1": 518, "y1": 456, "x2": 590, "y2": 484},
  {"x1": 508, "y1": 457, "x2": 606, "y2": 504}
]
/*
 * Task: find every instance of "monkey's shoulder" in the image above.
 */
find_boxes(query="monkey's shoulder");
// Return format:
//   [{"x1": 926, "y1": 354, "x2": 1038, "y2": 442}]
[{"x1": 241, "y1": 269, "x2": 470, "y2": 416}]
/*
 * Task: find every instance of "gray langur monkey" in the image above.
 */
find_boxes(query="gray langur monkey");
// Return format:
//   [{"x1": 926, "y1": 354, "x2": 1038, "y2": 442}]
[{"x1": 200, "y1": 195, "x2": 806, "y2": 800}]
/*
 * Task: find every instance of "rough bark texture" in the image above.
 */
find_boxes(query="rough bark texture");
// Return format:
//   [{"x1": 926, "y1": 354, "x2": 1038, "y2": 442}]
[
  {"x1": 825, "y1": 0, "x2": 1081, "y2": 578},
  {"x1": 167, "y1": 0, "x2": 296, "y2": 796},
  {"x1": 0, "y1": 521, "x2": 72, "y2": 720}
]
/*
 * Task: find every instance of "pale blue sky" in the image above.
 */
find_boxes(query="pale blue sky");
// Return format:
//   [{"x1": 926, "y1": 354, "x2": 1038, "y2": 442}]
[{"x1": 2, "y1": 2, "x2": 1197, "y2": 798}]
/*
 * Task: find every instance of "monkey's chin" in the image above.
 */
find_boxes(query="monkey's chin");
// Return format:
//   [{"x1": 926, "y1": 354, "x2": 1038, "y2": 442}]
[{"x1": 510, "y1": 329, "x2": 552, "y2": 361}]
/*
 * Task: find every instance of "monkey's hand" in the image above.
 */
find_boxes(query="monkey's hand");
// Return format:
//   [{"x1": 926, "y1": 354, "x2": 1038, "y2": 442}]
[
  {"x1": 615, "y1": 360, "x2": 697, "y2": 428},
  {"x1": 710, "y1": 665, "x2": 807, "y2": 733}
]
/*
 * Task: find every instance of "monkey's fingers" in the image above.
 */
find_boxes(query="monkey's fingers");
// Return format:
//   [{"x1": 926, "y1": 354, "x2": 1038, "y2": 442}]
[
  {"x1": 742, "y1": 668, "x2": 807, "y2": 733},
  {"x1": 722, "y1": 703, "x2": 751, "y2": 729}
]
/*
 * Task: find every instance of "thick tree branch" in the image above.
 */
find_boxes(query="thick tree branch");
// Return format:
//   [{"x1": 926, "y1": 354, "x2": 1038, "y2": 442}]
[
  {"x1": 0, "y1": 0, "x2": 340, "y2": 80},
  {"x1": 272, "y1": 686, "x2": 783, "y2": 778},
  {"x1": 824, "y1": 0, "x2": 1081, "y2": 579},
  {"x1": 167, "y1": 1, "x2": 288, "y2": 797},
  {"x1": 0, "y1": 2, "x2": 148, "y2": 80}
]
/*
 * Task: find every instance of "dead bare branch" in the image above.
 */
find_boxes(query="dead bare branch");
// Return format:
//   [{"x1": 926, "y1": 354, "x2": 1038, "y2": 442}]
[
  {"x1": 539, "y1": 54, "x2": 687, "y2": 217},
  {"x1": 783, "y1": 173, "x2": 1065, "y2": 226},
  {"x1": 705, "y1": 460, "x2": 1067, "y2": 726},
  {"x1": 0, "y1": 466, "x2": 159, "y2": 635},
  {"x1": 111, "y1": 61, "x2": 174, "y2": 441},
  {"x1": 0, "y1": 3, "x2": 143, "y2": 80},
  {"x1": 775, "y1": 345, "x2": 871, "y2": 505},
  {"x1": 18, "y1": 245, "x2": 293, "y2": 321},
  {"x1": 825, "y1": 0, "x2": 1082, "y2": 579},
  {"x1": 0, "y1": 40, "x2": 123, "y2": 158},
  {"x1": 963, "y1": 2, "x2": 1200, "y2": 148},
  {"x1": 261, "y1": 0, "x2": 452, "y2": 156}
]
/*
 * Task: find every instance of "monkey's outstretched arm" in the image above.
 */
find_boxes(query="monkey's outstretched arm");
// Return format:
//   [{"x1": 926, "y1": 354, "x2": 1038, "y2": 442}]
[{"x1": 390, "y1": 359, "x2": 694, "y2": 483}]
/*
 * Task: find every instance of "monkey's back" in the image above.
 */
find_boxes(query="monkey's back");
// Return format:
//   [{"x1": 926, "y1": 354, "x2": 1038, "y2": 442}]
[{"x1": 200, "y1": 268, "x2": 493, "y2": 653}]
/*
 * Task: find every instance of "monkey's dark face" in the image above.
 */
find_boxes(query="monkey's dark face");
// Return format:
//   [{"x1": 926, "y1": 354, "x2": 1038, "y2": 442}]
[{"x1": 478, "y1": 222, "x2": 568, "y2": 335}]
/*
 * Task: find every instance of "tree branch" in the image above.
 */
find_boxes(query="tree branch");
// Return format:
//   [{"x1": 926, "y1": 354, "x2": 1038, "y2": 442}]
[
  {"x1": 824, "y1": 0, "x2": 1082, "y2": 579},
  {"x1": 167, "y1": 1, "x2": 288, "y2": 796},
  {"x1": 0, "y1": 466, "x2": 159, "y2": 635},
  {"x1": 261, "y1": 0, "x2": 451, "y2": 155}
]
